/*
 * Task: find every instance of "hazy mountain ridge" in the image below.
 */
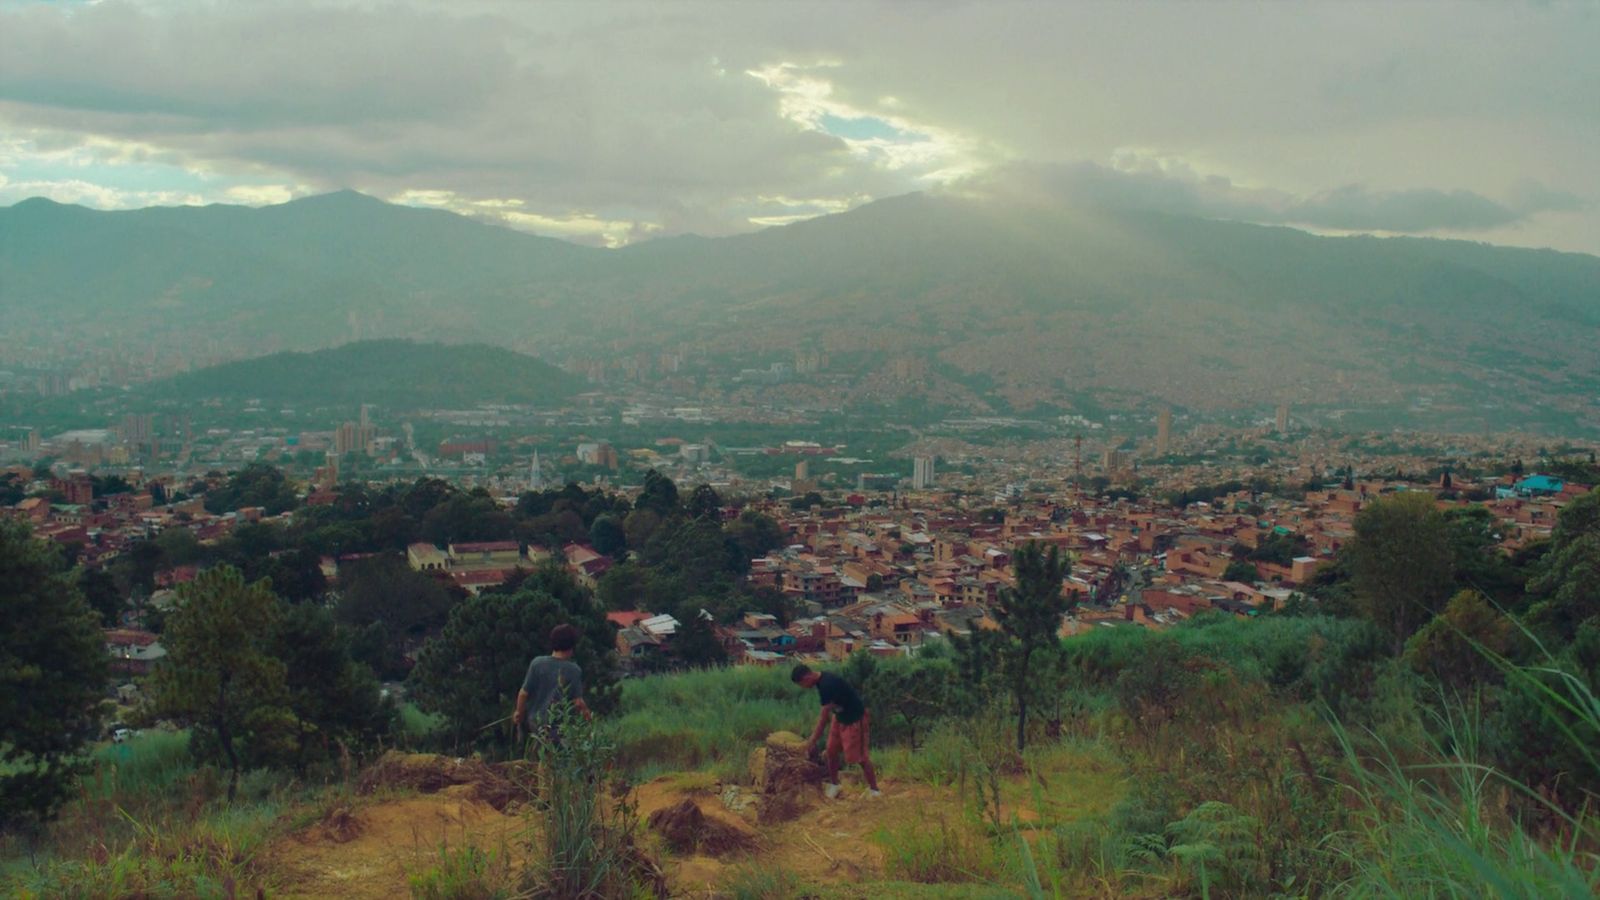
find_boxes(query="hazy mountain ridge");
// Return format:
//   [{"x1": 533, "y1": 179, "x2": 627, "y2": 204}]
[{"x1": 3, "y1": 191, "x2": 1597, "y2": 426}]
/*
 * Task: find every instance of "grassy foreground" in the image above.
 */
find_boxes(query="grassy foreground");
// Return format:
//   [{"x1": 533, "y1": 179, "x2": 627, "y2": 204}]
[{"x1": 6, "y1": 614, "x2": 1600, "y2": 897}]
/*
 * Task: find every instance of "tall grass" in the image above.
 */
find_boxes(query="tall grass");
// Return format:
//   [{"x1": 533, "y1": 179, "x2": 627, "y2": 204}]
[
  {"x1": 80, "y1": 729, "x2": 194, "y2": 802},
  {"x1": 604, "y1": 665, "x2": 813, "y2": 781},
  {"x1": 1328, "y1": 653, "x2": 1600, "y2": 898},
  {"x1": 1, "y1": 730, "x2": 307, "y2": 898},
  {"x1": 529, "y1": 705, "x2": 662, "y2": 898},
  {"x1": 4, "y1": 798, "x2": 287, "y2": 899}
]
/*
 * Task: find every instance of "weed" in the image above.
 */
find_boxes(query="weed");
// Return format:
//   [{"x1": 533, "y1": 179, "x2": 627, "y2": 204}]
[
  {"x1": 876, "y1": 815, "x2": 998, "y2": 883},
  {"x1": 408, "y1": 843, "x2": 512, "y2": 900},
  {"x1": 720, "y1": 863, "x2": 806, "y2": 900}
]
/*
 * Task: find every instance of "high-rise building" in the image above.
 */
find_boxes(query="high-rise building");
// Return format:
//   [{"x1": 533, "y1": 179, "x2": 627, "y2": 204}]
[
  {"x1": 1275, "y1": 403, "x2": 1290, "y2": 435},
  {"x1": 335, "y1": 419, "x2": 376, "y2": 457},
  {"x1": 794, "y1": 459, "x2": 810, "y2": 481},
  {"x1": 912, "y1": 456, "x2": 936, "y2": 490},
  {"x1": 121, "y1": 413, "x2": 153, "y2": 445},
  {"x1": 1156, "y1": 408, "x2": 1172, "y2": 456}
]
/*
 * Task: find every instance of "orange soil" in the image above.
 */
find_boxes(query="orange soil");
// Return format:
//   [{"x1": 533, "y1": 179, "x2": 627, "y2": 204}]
[
  {"x1": 265, "y1": 784, "x2": 528, "y2": 900},
  {"x1": 262, "y1": 756, "x2": 1029, "y2": 898}
]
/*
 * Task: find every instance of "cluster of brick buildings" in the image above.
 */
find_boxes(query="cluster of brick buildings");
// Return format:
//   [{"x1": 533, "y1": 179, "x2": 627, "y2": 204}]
[{"x1": 666, "y1": 470, "x2": 1592, "y2": 666}]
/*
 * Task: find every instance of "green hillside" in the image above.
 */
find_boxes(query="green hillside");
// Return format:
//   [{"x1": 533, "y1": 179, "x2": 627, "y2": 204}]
[{"x1": 143, "y1": 339, "x2": 582, "y2": 410}]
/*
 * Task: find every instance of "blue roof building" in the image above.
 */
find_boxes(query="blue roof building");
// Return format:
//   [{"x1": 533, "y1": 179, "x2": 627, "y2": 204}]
[{"x1": 1498, "y1": 474, "x2": 1565, "y2": 499}]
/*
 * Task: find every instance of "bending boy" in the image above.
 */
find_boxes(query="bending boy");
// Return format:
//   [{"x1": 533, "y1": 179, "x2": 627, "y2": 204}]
[{"x1": 791, "y1": 664, "x2": 880, "y2": 799}]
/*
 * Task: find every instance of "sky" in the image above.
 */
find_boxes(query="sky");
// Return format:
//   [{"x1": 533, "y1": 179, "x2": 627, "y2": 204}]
[{"x1": 0, "y1": 0, "x2": 1595, "y2": 252}]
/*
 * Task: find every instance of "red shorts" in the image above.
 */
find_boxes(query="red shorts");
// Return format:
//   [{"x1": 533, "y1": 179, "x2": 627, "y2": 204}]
[{"x1": 827, "y1": 711, "x2": 871, "y2": 764}]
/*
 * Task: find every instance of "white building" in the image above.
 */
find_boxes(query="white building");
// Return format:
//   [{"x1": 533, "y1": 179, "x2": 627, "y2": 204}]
[{"x1": 912, "y1": 456, "x2": 936, "y2": 490}]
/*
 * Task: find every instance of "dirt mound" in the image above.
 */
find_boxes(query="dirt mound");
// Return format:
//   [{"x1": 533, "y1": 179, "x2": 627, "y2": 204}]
[
  {"x1": 748, "y1": 731, "x2": 826, "y2": 825},
  {"x1": 647, "y1": 798, "x2": 756, "y2": 857},
  {"x1": 311, "y1": 805, "x2": 364, "y2": 844},
  {"x1": 269, "y1": 793, "x2": 526, "y2": 899},
  {"x1": 356, "y1": 751, "x2": 524, "y2": 811}
]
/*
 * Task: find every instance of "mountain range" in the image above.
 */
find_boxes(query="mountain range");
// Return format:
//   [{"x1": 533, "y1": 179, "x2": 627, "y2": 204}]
[{"x1": 3, "y1": 190, "x2": 1597, "y2": 431}]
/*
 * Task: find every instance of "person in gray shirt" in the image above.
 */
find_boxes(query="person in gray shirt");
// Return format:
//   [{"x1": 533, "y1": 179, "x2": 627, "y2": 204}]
[{"x1": 514, "y1": 623, "x2": 591, "y2": 745}]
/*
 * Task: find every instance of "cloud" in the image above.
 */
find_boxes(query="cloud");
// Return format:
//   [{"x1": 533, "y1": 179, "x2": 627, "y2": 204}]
[
  {"x1": 0, "y1": 1, "x2": 944, "y2": 239},
  {"x1": 0, "y1": 1, "x2": 1593, "y2": 251},
  {"x1": 963, "y1": 157, "x2": 1587, "y2": 235}
]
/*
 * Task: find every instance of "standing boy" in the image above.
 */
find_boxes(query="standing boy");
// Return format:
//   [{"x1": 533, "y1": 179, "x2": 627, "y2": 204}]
[
  {"x1": 514, "y1": 623, "x2": 591, "y2": 746},
  {"x1": 791, "y1": 664, "x2": 880, "y2": 799}
]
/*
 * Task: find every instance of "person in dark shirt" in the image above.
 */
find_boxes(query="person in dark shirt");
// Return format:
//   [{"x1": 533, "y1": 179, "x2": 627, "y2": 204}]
[
  {"x1": 514, "y1": 624, "x2": 590, "y2": 748},
  {"x1": 792, "y1": 664, "x2": 880, "y2": 799}
]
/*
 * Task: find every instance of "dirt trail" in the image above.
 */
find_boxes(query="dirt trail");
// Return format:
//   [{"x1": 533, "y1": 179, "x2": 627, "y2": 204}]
[
  {"x1": 265, "y1": 753, "x2": 532, "y2": 899},
  {"x1": 260, "y1": 738, "x2": 1114, "y2": 898}
]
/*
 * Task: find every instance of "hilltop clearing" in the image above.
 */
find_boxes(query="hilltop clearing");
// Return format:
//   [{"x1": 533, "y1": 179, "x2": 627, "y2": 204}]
[{"x1": 255, "y1": 734, "x2": 1124, "y2": 899}]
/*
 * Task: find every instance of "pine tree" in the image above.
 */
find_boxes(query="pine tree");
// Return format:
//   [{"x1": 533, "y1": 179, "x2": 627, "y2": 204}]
[
  {"x1": 148, "y1": 565, "x2": 287, "y2": 801},
  {"x1": 989, "y1": 542, "x2": 1072, "y2": 750},
  {"x1": 0, "y1": 522, "x2": 108, "y2": 826}
]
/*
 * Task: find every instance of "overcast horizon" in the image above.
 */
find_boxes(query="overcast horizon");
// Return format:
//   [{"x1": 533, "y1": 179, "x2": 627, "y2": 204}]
[{"x1": 0, "y1": 0, "x2": 1595, "y2": 253}]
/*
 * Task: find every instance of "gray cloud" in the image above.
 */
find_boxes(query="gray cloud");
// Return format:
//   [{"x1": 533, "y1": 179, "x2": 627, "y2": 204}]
[
  {"x1": 963, "y1": 160, "x2": 1587, "y2": 235},
  {"x1": 0, "y1": 1, "x2": 1594, "y2": 251}
]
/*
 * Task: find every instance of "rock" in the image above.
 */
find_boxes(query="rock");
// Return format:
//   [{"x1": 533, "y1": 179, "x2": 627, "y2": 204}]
[{"x1": 647, "y1": 798, "x2": 756, "y2": 857}]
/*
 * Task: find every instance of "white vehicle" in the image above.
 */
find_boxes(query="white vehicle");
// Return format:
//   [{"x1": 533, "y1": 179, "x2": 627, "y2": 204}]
[{"x1": 112, "y1": 727, "x2": 133, "y2": 743}]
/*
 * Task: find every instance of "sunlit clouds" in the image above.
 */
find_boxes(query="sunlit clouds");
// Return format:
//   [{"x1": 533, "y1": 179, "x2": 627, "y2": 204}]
[{"x1": 0, "y1": 1, "x2": 1593, "y2": 251}]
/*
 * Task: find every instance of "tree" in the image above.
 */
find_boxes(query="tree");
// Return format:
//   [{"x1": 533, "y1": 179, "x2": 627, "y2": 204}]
[
  {"x1": 859, "y1": 655, "x2": 956, "y2": 749},
  {"x1": 635, "y1": 469, "x2": 680, "y2": 517},
  {"x1": 148, "y1": 566, "x2": 287, "y2": 801},
  {"x1": 789, "y1": 491, "x2": 825, "y2": 511},
  {"x1": 0, "y1": 471, "x2": 25, "y2": 506},
  {"x1": 623, "y1": 508, "x2": 663, "y2": 551},
  {"x1": 0, "y1": 522, "x2": 109, "y2": 827},
  {"x1": 1223, "y1": 560, "x2": 1260, "y2": 584},
  {"x1": 78, "y1": 566, "x2": 124, "y2": 625},
  {"x1": 645, "y1": 517, "x2": 744, "y2": 584},
  {"x1": 203, "y1": 463, "x2": 299, "y2": 515},
  {"x1": 335, "y1": 556, "x2": 453, "y2": 675},
  {"x1": 1527, "y1": 489, "x2": 1600, "y2": 634},
  {"x1": 986, "y1": 542, "x2": 1072, "y2": 750},
  {"x1": 271, "y1": 604, "x2": 393, "y2": 772},
  {"x1": 1345, "y1": 492, "x2": 1456, "y2": 654},
  {"x1": 589, "y1": 514, "x2": 627, "y2": 557},
  {"x1": 1404, "y1": 590, "x2": 1515, "y2": 693},
  {"x1": 726, "y1": 509, "x2": 785, "y2": 562},
  {"x1": 671, "y1": 610, "x2": 728, "y2": 668},
  {"x1": 686, "y1": 483, "x2": 722, "y2": 521},
  {"x1": 421, "y1": 493, "x2": 516, "y2": 545}
]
